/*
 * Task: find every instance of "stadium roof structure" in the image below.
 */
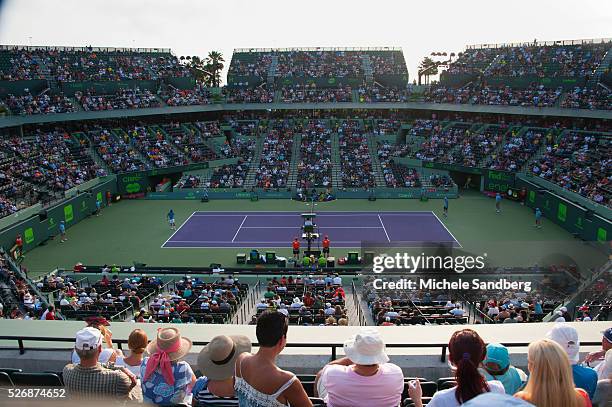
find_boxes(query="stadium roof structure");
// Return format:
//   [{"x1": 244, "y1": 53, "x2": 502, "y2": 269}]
[
  {"x1": 466, "y1": 37, "x2": 611, "y2": 50},
  {"x1": 233, "y1": 46, "x2": 403, "y2": 53},
  {"x1": 0, "y1": 44, "x2": 172, "y2": 53}
]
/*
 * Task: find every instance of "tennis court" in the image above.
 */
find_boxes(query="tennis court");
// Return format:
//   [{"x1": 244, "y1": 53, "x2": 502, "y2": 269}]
[{"x1": 162, "y1": 211, "x2": 460, "y2": 248}]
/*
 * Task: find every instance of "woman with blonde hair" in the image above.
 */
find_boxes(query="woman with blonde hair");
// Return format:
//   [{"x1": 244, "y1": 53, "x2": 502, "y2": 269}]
[
  {"x1": 115, "y1": 328, "x2": 148, "y2": 378},
  {"x1": 515, "y1": 339, "x2": 592, "y2": 407}
]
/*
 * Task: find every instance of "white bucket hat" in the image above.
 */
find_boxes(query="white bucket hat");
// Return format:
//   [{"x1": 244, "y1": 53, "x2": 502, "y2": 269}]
[
  {"x1": 546, "y1": 324, "x2": 580, "y2": 364},
  {"x1": 343, "y1": 328, "x2": 389, "y2": 365}
]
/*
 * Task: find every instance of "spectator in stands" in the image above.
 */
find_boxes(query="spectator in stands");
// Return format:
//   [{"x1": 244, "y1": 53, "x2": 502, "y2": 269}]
[
  {"x1": 192, "y1": 334, "x2": 251, "y2": 406},
  {"x1": 234, "y1": 311, "x2": 311, "y2": 406},
  {"x1": 593, "y1": 349, "x2": 611, "y2": 407},
  {"x1": 546, "y1": 324, "x2": 598, "y2": 399},
  {"x1": 409, "y1": 329, "x2": 505, "y2": 406},
  {"x1": 315, "y1": 328, "x2": 403, "y2": 406},
  {"x1": 515, "y1": 338, "x2": 592, "y2": 407},
  {"x1": 141, "y1": 327, "x2": 196, "y2": 405},
  {"x1": 71, "y1": 317, "x2": 120, "y2": 364},
  {"x1": 115, "y1": 328, "x2": 148, "y2": 379},
  {"x1": 63, "y1": 327, "x2": 137, "y2": 400},
  {"x1": 585, "y1": 327, "x2": 612, "y2": 374},
  {"x1": 479, "y1": 343, "x2": 527, "y2": 394}
]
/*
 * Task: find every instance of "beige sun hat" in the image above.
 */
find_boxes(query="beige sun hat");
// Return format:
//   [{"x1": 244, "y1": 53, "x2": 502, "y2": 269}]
[
  {"x1": 197, "y1": 335, "x2": 252, "y2": 380},
  {"x1": 146, "y1": 327, "x2": 192, "y2": 361}
]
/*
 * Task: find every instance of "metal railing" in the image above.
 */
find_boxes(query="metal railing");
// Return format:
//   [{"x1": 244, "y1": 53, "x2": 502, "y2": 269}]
[
  {"x1": 233, "y1": 47, "x2": 402, "y2": 53},
  {"x1": 350, "y1": 281, "x2": 367, "y2": 326},
  {"x1": 0, "y1": 335, "x2": 600, "y2": 363},
  {"x1": 467, "y1": 38, "x2": 612, "y2": 50},
  {"x1": 0, "y1": 45, "x2": 171, "y2": 53}
]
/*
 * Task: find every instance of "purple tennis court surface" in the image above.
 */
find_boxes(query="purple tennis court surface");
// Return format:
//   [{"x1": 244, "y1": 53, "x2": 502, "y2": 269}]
[{"x1": 162, "y1": 211, "x2": 459, "y2": 248}]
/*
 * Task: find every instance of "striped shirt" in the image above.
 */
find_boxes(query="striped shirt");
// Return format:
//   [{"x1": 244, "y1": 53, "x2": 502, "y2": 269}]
[
  {"x1": 192, "y1": 377, "x2": 239, "y2": 407},
  {"x1": 63, "y1": 363, "x2": 132, "y2": 400}
]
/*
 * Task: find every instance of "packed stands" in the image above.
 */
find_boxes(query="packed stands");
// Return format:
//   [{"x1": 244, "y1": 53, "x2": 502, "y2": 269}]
[
  {"x1": 487, "y1": 127, "x2": 551, "y2": 172},
  {"x1": 256, "y1": 120, "x2": 294, "y2": 189},
  {"x1": 0, "y1": 130, "x2": 104, "y2": 193},
  {"x1": 358, "y1": 85, "x2": 411, "y2": 103},
  {"x1": 224, "y1": 87, "x2": 274, "y2": 103},
  {"x1": 561, "y1": 86, "x2": 611, "y2": 110},
  {"x1": 530, "y1": 131, "x2": 611, "y2": 206},
  {"x1": 281, "y1": 85, "x2": 352, "y2": 103},
  {"x1": 0, "y1": 48, "x2": 45, "y2": 80},
  {"x1": 160, "y1": 122, "x2": 217, "y2": 163},
  {"x1": 337, "y1": 120, "x2": 375, "y2": 188},
  {"x1": 296, "y1": 120, "x2": 333, "y2": 188},
  {"x1": 89, "y1": 128, "x2": 150, "y2": 173},
  {"x1": 3, "y1": 91, "x2": 76, "y2": 115},
  {"x1": 76, "y1": 87, "x2": 161, "y2": 111},
  {"x1": 47, "y1": 48, "x2": 190, "y2": 82},
  {"x1": 253, "y1": 275, "x2": 347, "y2": 326},
  {"x1": 162, "y1": 86, "x2": 214, "y2": 106},
  {"x1": 126, "y1": 125, "x2": 188, "y2": 168}
]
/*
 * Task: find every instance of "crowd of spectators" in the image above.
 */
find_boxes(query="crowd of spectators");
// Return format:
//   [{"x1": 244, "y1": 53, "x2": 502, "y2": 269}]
[
  {"x1": 281, "y1": 85, "x2": 352, "y2": 103},
  {"x1": 0, "y1": 49, "x2": 45, "y2": 80},
  {"x1": 90, "y1": 129, "x2": 150, "y2": 173},
  {"x1": 530, "y1": 131, "x2": 610, "y2": 207},
  {"x1": 276, "y1": 50, "x2": 363, "y2": 78},
  {"x1": 208, "y1": 162, "x2": 250, "y2": 188},
  {"x1": 444, "y1": 48, "x2": 499, "y2": 75},
  {"x1": 377, "y1": 141, "x2": 418, "y2": 187},
  {"x1": 228, "y1": 52, "x2": 273, "y2": 77},
  {"x1": 47, "y1": 50, "x2": 191, "y2": 82},
  {"x1": 485, "y1": 43, "x2": 609, "y2": 78},
  {"x1": 76, "y1": 87, "x2": 161, "y2": 111},
  {"x1": 357, "y1": 85, "x2": 411, "y2": 103},
  {"x1": 561, "y1": 86, "x2": 611, "y2": 110},
  {"x1": 163, "y1": 86, "x2": 214, "y2": 106},
  {"x1": 0, "y1": 129, "x2": 104, "y2": 192},
  {"x1": 254, "y1": 274, "x2": 347, "y2": 326},
  {"x1": 127, "y1": 125, "x2": 188, "y2": 168},
  {"x1": 424, "y1": 84, "x2": 562, "y2": 107},
  {"x1": 337, "y1": 120, "x2": 375, "y2": 188},
  {"x1": 3, "y1": 90, "x2": 76, "y2": 115},
  {"x1": 256, "y1": 121, "x2": 294, "y2": 189},
  {"x1": 296, "y1": 120, "x2": 333, "y2": 189},
  {"x1": 487, "y1": 127, "x2": 548, "y2": 171},
  {"x1": 370, "y1": 51, "x2": 408, "y2": 75},
  {"x1": 224, "y1": 87, "x2": 274, "y2": 103}
]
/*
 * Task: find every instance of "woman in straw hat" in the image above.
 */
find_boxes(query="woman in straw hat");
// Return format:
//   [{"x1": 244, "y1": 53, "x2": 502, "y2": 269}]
[
  {"x1": 192, "y1": 334, "x2": 251, "y2": 406},
  {"x1": 234, "y1": 311, "x2": 311, "y2": 407},
  {"x1": 141, "y1": 327, "x2": 195, "y2": 405}
]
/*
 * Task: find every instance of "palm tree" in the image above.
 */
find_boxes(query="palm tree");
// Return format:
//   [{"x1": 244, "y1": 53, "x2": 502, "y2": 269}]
[
  {"x1": 205, "y1": 51, "x2": 225, "y2": 88},
  {"x1": 418, "y1": 57, "x2": 439, "y2": 85}
]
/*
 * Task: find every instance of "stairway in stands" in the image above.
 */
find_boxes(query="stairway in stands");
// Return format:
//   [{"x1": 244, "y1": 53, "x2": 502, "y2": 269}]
[
  {"x1": 268, "y1": 55, "x2": 278, "y2": 88},
  {"x1": 587, "y1": 47, "x2": 612, "y2": 88},
  {"x1": 33, "y1": 54, "x2": 58, "y2": 91},
  {"x1": 286, "y1": 133, "x2": 302, "y2": 189},
  {"x1": 361, "y1": 55, "x2": 374, "y2": 85},
  {"x1": 330, "y1": 133, "x2": 343, "y2": 189},
  {"x1": 243, "y1": 135, "x2": 265, "y2": 188},
  {"x1": 366, "y1": 134, "x2": 386, "y2": 187}
]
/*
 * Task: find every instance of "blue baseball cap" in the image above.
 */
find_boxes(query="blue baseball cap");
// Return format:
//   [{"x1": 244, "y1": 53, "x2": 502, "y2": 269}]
[
  {"x1": 484, "y1": 343, "x2": 510, "y2": 370},
  {"x1": 603, "y1": 327, "x2": 612, "y2": 343}
]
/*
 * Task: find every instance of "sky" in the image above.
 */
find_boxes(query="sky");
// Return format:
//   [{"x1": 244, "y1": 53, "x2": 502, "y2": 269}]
[{"x1": 0, "y1": 0, "x2": 611, "y2": 83}]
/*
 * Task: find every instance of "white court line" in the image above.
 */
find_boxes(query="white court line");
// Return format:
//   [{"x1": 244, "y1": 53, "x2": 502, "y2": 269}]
[
  {"x1": 160, "y1": 211, "x2": 196, "y2": 248},
  {"x1": 239, "y1": 226, "x2": 384, "y2": 229},
  {"x1": 231, "y1": 215, "x2": 248, "y2": 243},
  {"x1": 191, "y1": 213, "x2": 434, "y2": 217},
  {"x1": 430, "y1": 211, "x2": 463, "y2": 248},
  {"x1": 165, "y1": 240, "x2": 365, "y2": 244},
  {"x1": 378, "y1": 214, "x2": 391, "y2": 243}
]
